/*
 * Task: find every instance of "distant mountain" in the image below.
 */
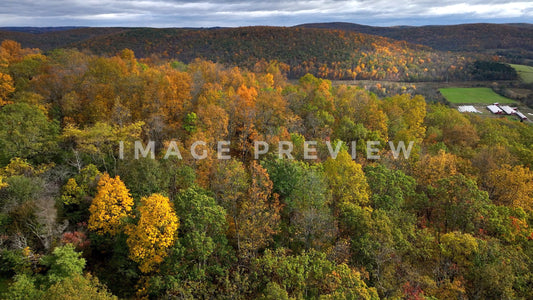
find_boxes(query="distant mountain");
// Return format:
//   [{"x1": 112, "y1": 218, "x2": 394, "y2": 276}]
[
  {"x1": 297, "y1": 22, "x2": 533, "y2": 62},
  {"x1": 0, "y1": 24, "x2": 527, "y2": 80},
  {"x1": 0, "y1": 26, "x2": 86, "y2": 34},
  {"x1": 0, "y1": 27, "x2": 128, "y2": 50},
  {"x1": 0, "y1": 26, "x2": 474, "y2": 81}
]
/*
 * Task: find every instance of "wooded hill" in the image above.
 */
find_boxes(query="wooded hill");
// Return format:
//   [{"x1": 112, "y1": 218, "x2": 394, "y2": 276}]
[
  {"x1": 2, "y1": 23, "x2": 532, "y2": 79},
  {"x1": 0, "y1": 25, "x2": 516, "y2": 81},
  {"x1": 298, "y1": 22, "x2": 533, "y2": 63}
]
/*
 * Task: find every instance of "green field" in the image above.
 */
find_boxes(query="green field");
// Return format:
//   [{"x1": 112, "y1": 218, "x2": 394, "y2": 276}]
[
  {"x1": 439, "y1": 87, "x2": 517, "y2": 104},
  {"x1": 510, "y1": 64, "x2": 533, "y2": 84}
]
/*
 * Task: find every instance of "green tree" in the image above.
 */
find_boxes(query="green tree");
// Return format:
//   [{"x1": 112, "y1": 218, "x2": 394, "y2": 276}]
[
  {"x1": 364, "y1": 164, "x2": 418, "y2": 211},
  {"x1": 0, "y1": 103, "x2": 59, "y2": 165},
  {"x1": 2, "y1": 274, "x2": 43, "y2": 300},
  {"x1": 172, "y1": 187, "x2": 230, "y2": 279},
  {"x1": 41, "y1": 244, "x2": 86, "y2": 284},
  {"x1": 428, "y1": 174, "x2": 490, "y2": 233}
]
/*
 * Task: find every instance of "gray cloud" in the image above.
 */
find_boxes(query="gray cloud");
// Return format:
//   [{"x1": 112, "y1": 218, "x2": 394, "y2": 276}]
[{"x1": 0, "y1": 0, "x2": 531, "y2": 27}]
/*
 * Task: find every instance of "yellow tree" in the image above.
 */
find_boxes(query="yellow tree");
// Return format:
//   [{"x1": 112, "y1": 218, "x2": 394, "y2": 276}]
[
  {"x1": 484, "y1": 164, "x2": 533, "y2": 211},
  {"x1": 88, "y1": 173, "x2": 134, "y2": 236},
  {"x1": 0, "y1": 72, "x2": 15, "y2": 106},
  {"x1": 0, "y1": 175, "x2": 7, "y2": 189},
  {"x1": 380, "y1": 94, "x2": 426, "y2": 158},
  {"x1": 127, "y1": 193, "x2": 179, "y2": 273},
  {"x1": 413, "y1": 150, "x2": 459, "y2": 188},
  {"x1": 323, "y1": 149, "x2": 370, "y2": 207}
]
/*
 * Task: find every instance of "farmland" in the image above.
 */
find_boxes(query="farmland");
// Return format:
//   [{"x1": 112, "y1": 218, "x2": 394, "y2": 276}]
[
  {"x1": 510, "y1": 64, "x2": 533, "y2": 83},
  {"x1": 439, "y1": 87, "x2": 517, "y2": 104}
]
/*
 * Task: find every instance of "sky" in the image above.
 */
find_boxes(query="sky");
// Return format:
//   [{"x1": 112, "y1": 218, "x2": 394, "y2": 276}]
[{"x1": 1, "y1": 0, "x2": 532, "y2": 27}]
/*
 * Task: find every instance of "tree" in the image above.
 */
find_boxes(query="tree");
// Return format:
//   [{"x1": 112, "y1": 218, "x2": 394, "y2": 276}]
[
  {"x1": 333, "y1": 85, "x2": 388, "y2": 142},
  {"x1": 41, "y1": 244, "x2": 86, "y2": 284},
  {"x1": 483, "y1": 164, "x2": 533, "y2": 211},
  {"x1": 412, "y1": 150, "x2": 459, "y2": 188},
  {"x1": 127, "y1": 193, "x2": 179, "y2": 273},
  {"x1": 61, "y1": 121, "x2": 143, "y2": 172},
  {"x1": 171, "y1": 187, "x2": 230, "y2": 280},
  {"x1": 364, "y1": 164, "x2": 418, "y2": 211},
  {"x1": 44, "y1": 273, "x2": 118, "y2": 300},
  {"x1": 210, "y1": 159, "x2": 248, "y2": 251},
  {"x1": 238, "y1": 162, "x2": 281, "y2": 259},
  {"x1": 253, "y1": 248, "x2": 378, "y2": 299},
  {"x1": 339, "y1": 204, "x2": 413, "y2": 297},
  {"x1": 0, "y1": 72, "x2": 15, "y2": 106},
  {"x1": 428, "y1": 174, "x2": 490, "y2": 234},
  {"x1": 380, "y1": 94, "x2": 426, "y2": 156},
  {"x1": 0, "y1": 103, "x2": 59, "y2": 165},
  {"x1": 2, "y1": 274, "x2": 43, "y2": 300},
  {"x1": 323, "y1": 149, "x2": 370, "y2": 207},
  {"x1": 88, "y1": 173, "x2": 134, "y2": 236},
  {"x1": 152, "y1": 187, "x2": 233, "y2": 298}
]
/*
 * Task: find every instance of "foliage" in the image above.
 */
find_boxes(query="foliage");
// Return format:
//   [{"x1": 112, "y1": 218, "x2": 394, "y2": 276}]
[
  {"x1": 0, "y1": 41, "x2": 532, "y2": 299},
  {"x1": 0, "y1": 103, "x2": 59, "y2": 165},
  {"x1": 323, "y1": 149, "x2": 370, "y2": 207},
  {"x1": 253, "y1": 248, "x2": 378, "y2": 299},
  {"x1": 126, "y1": 193, "x2": 179, "y2": 273},
  {"x1": 41, "y1": 244, "x2": 86, "y2": 284},
  {"x1": 88, "y1": 173, "x2": 134, "y2": 236}
]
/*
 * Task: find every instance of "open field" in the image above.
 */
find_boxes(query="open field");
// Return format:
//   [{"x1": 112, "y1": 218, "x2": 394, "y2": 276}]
[
  {"x1": 439, "y1": 87, "x2": 517, "y2": 104},
  {"x1": 510, "y1": 64, "x2": 533, "y2": 84}
]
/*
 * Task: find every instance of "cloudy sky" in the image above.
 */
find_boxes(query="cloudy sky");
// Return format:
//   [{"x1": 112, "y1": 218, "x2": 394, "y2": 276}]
[{"x1": 1, "y1": 0, "x2": 532, "y2": 27}]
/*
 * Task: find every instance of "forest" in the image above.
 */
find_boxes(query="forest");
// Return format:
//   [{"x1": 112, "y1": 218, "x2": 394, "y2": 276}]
[
  {"x1": 0, "y1": 39, "x2": 532, "y2": 299},
  {"x1": 0, "y1": 26, "x2": 494, "y2": 82}
]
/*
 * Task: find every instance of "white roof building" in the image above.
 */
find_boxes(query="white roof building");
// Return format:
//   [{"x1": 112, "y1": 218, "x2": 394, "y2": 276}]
[
  {"x1": 515, "y1": 111, "x2": 528, "y2": 120},
  {"x1": 458, "y1": 105, "x2": 482, "y2": 113},
  {"x1": 499, "y1": 105, "x2": 516, "y2": 115},
  {"x1": 487, "y1": 105, "x2": 503, "y2": 114}
]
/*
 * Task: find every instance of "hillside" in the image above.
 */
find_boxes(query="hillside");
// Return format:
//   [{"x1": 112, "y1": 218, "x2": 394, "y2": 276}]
[
  {"x1": 298, "y1": 22, "x2": 533, "y2": 63},
  {"x1": 0, "y1": 27, "x2": 128, "y2": 51},
  {"x1": 0, "y1": 26, "x2": 475, "y2": 81}
]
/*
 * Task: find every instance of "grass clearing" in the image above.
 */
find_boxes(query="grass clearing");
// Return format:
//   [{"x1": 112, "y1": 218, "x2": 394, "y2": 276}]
[
  {"x1": 510, "y1": 64, "x2": 533, "y2": 84},
  {"x1": 439, "y1": 87, "x2": 516, "y2": 104}
]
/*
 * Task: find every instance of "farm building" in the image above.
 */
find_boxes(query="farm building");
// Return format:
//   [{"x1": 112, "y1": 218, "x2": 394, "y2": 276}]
[
  {"x1": 458, "y1": 105, "x2": 482, "y2": 113},
  {"x1": 515, "y1": 111, "x2": 528, "y2": 121},
  {"x1": 487, "y1": 105, "x2": 503, "y2": 114},
  {"x1": 499, "y1": 105, "x2": 516, "y2": 115}
]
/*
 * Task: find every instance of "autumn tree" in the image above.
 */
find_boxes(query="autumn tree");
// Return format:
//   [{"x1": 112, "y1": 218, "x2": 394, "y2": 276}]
[
  {"x1": 424, "y1": 104, "x2": 479, "y2": 153},
  {"x1": 253, "y1": 248, "x2": 378, "y2": 299},
  {"x1": 210, "y1": 159, "x2": 249, "y2": 250},
  {"x1": 289, "y1": 74, "x2": 335, "y2": 139},
  {"x1": 412, "y1": 150, "x2": 459, "y2": 188},
  {"x1": 62, "y1": 121, "x2": 143, "y2": 172},
  {"x1": 380, "y1": 94, "x2": 426, "y2": 157},
  {"x1": 483, "y1": 164, "x2": 533, "y2": 211},
  {"x1": 0, "y1": 72, "x2": 15, "y2": 106},
  {"x1": 238, "y1": 162, "x2": 281, "y2": 259},
  {"x1": 428, "y1": 174, "x2": 490, "y2": 233},
  {"x1": 127, "y1": 193, "x2": 179, "y2": 273},
  {"x1": 323, "y1": 149, "x2": 370, "y2": 207},
  {"x1": 333, "y1": 85, "x2": 388, "y2": 142},
  {"x1": 88, "y1": 173, "x2": 133, "y2": 236}
]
